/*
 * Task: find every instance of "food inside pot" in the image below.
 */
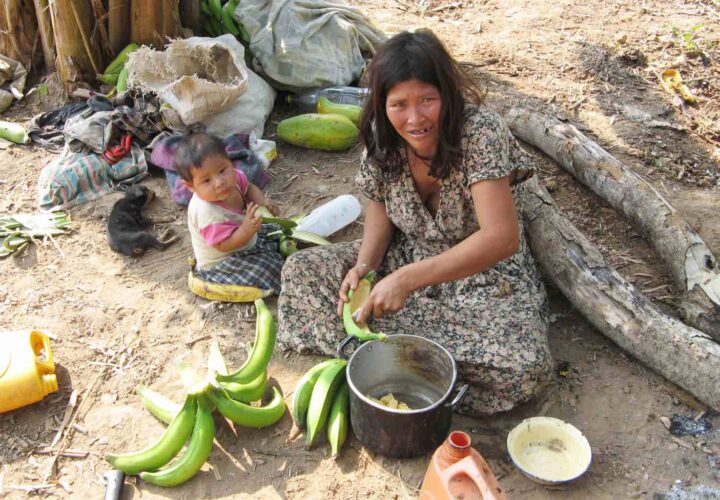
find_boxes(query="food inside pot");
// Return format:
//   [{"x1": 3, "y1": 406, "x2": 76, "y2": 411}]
[{"x1": 369, "y1": 392, "x2": 412, "y2": 410}]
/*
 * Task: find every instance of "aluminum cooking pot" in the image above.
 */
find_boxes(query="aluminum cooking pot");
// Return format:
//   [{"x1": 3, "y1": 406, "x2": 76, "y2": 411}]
[{"x1": 337, "y1": 334, "x2": 468, "y2": 458}]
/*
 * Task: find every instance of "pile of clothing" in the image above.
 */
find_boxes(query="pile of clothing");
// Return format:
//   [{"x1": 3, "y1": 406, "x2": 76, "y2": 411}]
[{"x1": 34, "y1": 90, "x2": 272, "y2": 210}]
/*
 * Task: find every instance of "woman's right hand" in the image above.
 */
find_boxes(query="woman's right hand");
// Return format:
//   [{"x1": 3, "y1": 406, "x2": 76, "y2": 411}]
[{"x1": 336, "y1": 265, "x2": 366, "y2": 317}]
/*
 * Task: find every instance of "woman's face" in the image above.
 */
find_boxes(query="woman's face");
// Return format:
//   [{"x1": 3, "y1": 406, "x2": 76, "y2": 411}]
[{"x1": 385, "y1": 79, "x2": 442, "y2": 159}]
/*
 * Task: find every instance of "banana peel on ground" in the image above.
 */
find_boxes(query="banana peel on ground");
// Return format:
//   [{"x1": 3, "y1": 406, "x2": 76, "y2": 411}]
[
  {"x1": 659, "y1": 69, "x2": 698, "y2": 104},
  {"x1": 187, "y1": 258, "x2": 272, "y2": 302}
]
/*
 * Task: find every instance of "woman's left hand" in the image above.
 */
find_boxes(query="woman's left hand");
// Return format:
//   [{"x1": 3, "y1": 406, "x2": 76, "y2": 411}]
[{"x1": 353, "y1": 270, "x2": 412, "y2": 324}]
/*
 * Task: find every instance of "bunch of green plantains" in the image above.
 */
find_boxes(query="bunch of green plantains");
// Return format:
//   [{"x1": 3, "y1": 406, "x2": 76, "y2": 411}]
[
  {"x1": 200, "y1": 0, "x2": 249, "y2": 42},
  {"x1": 291, "y1": 359, "x2": 350, "y2": 457},
  {"x1": 105, "y1": 299, "x2": 286, "y2": 487}
]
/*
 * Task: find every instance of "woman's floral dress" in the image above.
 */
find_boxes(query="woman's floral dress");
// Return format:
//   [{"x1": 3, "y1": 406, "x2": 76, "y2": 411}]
[{"x1": 277, "y1": 105, "x2": 554, "y2": 416}]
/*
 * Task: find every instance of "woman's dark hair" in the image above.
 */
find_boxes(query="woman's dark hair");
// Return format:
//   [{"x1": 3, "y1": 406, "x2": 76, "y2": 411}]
[
  {"x1": 359, "y1": 29, "x2": 484, "y2": 179},
  {"x1": 175, "y1": 133, "x2": 228, "y2": 182}
]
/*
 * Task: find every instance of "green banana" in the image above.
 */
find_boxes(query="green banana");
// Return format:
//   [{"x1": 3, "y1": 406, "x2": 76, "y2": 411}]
[
  {"x1": 305, "y1": 362, "x2": 347, "y2": 447},
  {"x1": 116, "y1": 67, "x2": 129, "y2": 92},
  {"x1": 137, "y1": 386, "x2": 181, "y2": 425},
  {"x1": 210, "y1": 386, "x2": 286, "y2": 428},
  {"x1": 291, "y1": 359, "x2": 345, "y2": 429},
  {"x1": 317, "y1": 96, "x2": 362, "y2": 127},
  {"x1": 343, "y1": 271, "x2": 387, "y2": 342},
  {"x1": 208, "y1": 340, "x2": 267, "y2": 402},
  {"x1": 256, "y1": 206, "x2": 298, "y2": 231},
  {"x1": 98, "y1": 43, "x2": 138, "y2": 85},
  {"x1": 327, "y1": 383, "x2": 350, "y2": 458},
  {"x1": 140, "y1": 395, "x2": 216, "y2": 487},
  {"x1": 98, "y1": 72, "x2": 120, "y2": 86},
  {"x1": 208, "y1": 0, "x2": 223, "y2": 19},
  {"x1": 263, "y1": 216, "x2": 297, "y2": 230},
  {"x1": 105, "y1": 395, "x2": 197, "y2": 475},
  {"x1": 220, "y1": 1, "x2": 240, "y2": 36},
  {"x1": 220, "y1": 370, "x2": 267, "y2": 403},
  {"x1": 104, "y1": 43, "x2": 139, "y2": 75},
  {"x1": 216, "y1": 299, "x2": 276, "y2": 384}
]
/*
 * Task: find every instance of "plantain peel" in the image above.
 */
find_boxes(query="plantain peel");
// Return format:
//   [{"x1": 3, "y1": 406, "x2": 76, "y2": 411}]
[{"x1": 342, "y1": 271, "x2": 387, "y2": 342}]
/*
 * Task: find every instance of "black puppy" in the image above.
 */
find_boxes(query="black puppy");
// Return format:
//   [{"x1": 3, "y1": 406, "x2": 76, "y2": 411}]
[{"x1": 107, "y1": 185, "x2": 177, "y2": 256}]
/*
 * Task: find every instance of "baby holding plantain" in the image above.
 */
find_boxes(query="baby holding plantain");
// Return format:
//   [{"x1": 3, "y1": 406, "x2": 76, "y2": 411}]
[{"x1": 175, "y1": 133, "x2": 284, "y2": 294}]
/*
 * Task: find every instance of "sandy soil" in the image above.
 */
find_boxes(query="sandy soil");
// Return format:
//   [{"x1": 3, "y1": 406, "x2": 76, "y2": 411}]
[{"x1": 1, "y1": 0, "x2": 720, "y2": 498}]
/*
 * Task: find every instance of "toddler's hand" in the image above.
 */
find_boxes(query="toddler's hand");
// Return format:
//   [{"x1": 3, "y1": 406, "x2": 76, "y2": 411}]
[
  {"x1": 242, "y1": 202, "x2": 263, "y2": 234},
  {"x1": 263, "y1": 198, "x2": 280, "y2": 216}
]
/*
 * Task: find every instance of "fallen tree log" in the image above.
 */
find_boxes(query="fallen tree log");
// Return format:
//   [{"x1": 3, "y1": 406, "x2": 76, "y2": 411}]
[
  {"x1": 522, "y1": 176, "x2": 720, "y2": 412},
  {"x1": 491, "y1": 103, "x2": 720, "y2": 341}
]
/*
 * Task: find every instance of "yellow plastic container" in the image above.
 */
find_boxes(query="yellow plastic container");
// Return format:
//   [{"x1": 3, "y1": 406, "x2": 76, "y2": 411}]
[{"x1": 0, "y1": 330, "x2": 58, "y2": 413}]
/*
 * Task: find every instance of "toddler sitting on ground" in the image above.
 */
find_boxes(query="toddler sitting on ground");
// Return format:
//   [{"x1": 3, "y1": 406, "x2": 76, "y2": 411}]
[{"x1": 176, "y1": 133, "x2": 284, "y2": 293}]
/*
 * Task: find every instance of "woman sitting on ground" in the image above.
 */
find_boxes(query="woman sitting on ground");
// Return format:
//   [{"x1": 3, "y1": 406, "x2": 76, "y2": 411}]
[{"x1": 277, "y1": 28, "x2": 554, "y2": 417}]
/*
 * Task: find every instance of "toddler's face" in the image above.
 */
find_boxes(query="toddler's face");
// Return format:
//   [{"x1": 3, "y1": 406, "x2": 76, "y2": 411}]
[{"x1": 185, "y1": 154, "x2": 236, "y2": 203}]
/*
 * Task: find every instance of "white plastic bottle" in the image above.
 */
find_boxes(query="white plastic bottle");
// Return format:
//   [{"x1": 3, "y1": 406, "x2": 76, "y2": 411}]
[
  {"x1": 295, "y1": 194, "x2": 362, "y2": 238},
  {"x1": 287, "y1": 87, "x2": 370, "y2": 112}
]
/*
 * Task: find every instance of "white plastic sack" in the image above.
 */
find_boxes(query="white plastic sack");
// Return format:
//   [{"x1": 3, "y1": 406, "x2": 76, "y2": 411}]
[
  {"x1": 0, "y1": 54, "x2": 27, "y2": 113},
  {"x1": 234, "y1": 0, "x2": 386, "y2": 92},
  {"x1": 126, "y1": 35, "x2": 249, "y2": 125},
  {"x1": 201, "y1": 62, "x2": 276, "y2": 138}
]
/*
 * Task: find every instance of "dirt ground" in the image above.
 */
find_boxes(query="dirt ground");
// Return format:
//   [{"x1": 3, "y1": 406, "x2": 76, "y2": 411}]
[{"x1": 2, "y1": 0, "x2": 720, "y2": 498}]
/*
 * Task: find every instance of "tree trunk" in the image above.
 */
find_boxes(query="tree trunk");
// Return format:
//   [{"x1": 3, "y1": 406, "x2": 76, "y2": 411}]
[
  {"x1": 108, "y1": 0, "x2": 130, "y2": 56},
  {"x1": 49, "y1": 0, "x2": 106, "y2": 90},
  {"x1": 32, "y1": 0, "x2": 55, "y2": 70},
  {"x1": 179, "y1": 0, "x2": 201, "y2": 35},
  {"x1": 522, "y1": 176, "x2": 720, "y2": 412},
  {"x1": 495, "y1": 104, "x2": 720, "y2": 341},
  {"x1": 0, "y1": 0, "x2": 38, "y2": 70},
  {"x1": 130, "y1": 0, "x2": 183, "y2": 47}
]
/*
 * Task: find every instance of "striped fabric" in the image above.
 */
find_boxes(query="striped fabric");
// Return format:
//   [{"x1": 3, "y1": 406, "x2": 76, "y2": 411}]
[
  {"x1": 195, "y1": 225, "x2": 284, "y2": 293},
  {"x1": 38, "y1": 143, "x2": 148, "y2": 210}
]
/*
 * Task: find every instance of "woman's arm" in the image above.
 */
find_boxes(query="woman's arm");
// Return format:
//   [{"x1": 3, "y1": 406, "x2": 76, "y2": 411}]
[
  {"x1": 355, "y1": 176, "x2": 519, "y2": 321},
  {"x1": 337, "y1": 200, "x2": 395, "y2": 315},
  {"x1": 355, "y1": 200, "x2": 395, "y2": 271},
  {"x1": 402, "y1": 176, "x2": 519, "y2": 288}
]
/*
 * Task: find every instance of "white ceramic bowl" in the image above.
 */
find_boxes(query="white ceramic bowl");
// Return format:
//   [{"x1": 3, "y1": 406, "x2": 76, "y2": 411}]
[{"x1": 506, "y1": 416, "x2": 592, "y2": 484}]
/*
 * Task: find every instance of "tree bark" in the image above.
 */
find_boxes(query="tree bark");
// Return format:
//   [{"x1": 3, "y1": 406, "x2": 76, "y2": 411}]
[
  {"x1": 108, "y1": 0, "x2": 130, "y2": 56},
  {"x1": 494, "y1": 104, "x2": 720, "y2": 341},
  {"x1": 49, "y1": 0, "x2": 106, "y2": 90},
  {"x1": 179, "y1": 0, "x2": 201, "y2": 35},
  {"x1": 130, "y1": 0, "x2": 182, "y2": 47},
  {"x1": 0, "y1": 0, "x2": 38, "y2": 70},
  {"x1": 522, "y1": 176, "x2": 720, "y2": 412},
  {"x1": 32, "y1": 0, "x2": 55, "y2": 70}
]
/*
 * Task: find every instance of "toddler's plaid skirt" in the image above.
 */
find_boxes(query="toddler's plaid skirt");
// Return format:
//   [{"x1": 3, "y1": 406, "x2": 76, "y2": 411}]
[{"x1": 196, "y1": 225, "x2": 284, "y2": 293}]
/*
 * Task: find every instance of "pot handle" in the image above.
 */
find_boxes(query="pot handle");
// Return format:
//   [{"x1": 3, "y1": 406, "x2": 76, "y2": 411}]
[
  {"x1": 445, "y1": 384, "x2": 469, "y2": 409},
  {"x1": 337, "y1": 335, "x2": 360, "y2": 360}
]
